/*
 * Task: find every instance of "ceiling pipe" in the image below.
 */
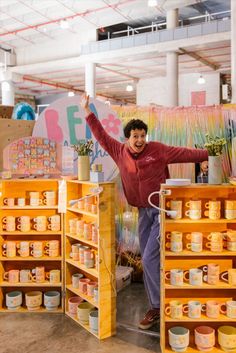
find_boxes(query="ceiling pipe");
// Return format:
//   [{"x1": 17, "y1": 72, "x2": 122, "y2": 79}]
[
  {"x1": 0, "y1": 0, "x2": 137, "y2": 37},
  {"x1": 22, "y1": 75, "x2": 134, "y2": 103}
]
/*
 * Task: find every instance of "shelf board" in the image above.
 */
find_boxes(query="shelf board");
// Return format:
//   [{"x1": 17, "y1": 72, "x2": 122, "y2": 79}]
[
  {"x1": 165, "y1": 218, "x2": 236, "y2": 224},
  {"x1": 66, "y1": 258, "x2": 98, "y2": 278},
  {"x1": 165, "y1": 313, "x2": 236, "y2": 322},
  {"x1": 165, "y1": 250, "x2": 236, "y2": 256},
  {"x1": 164, "y1": 345, "x2": 225, "y2": 353},
  {"x1": 165, "y1": 282, "x2": 234, "y2": 289},
  {"x1": 0, "y1": 307, "x2": 63, "y2": 313},
  {"x1": 0, "y1": 256, "x2": 62, "y2": 261},
  {"x1": 2, "y1": 206, "x2": 58, "y2": 210},
  {"x1": 66, "y1": 284, "x2": 98, "y2": 308},
  {"x1": 0, "y1": 231, "x2": 62, "y2": 235},
  {"x1": 66, "y1": 233, "x2": 98, "y2": 249},
  {"x1": 67, "y1": 207, "x2": 97, "y2": 218},
  {"x1": 0, "y1": 281, "x2": 62, "y2": 287},
  {"x1": 65, "y1": 311, "x2": 98, "y2": 338}
]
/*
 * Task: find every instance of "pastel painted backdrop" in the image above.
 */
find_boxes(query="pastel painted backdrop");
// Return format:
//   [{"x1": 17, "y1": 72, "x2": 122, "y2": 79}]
[{"x1": 33, "y1": 95, "x2": 124, "y2": 181}]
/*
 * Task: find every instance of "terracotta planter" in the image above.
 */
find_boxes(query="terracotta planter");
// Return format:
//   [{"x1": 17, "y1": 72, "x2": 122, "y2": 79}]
[
  {"x1": 208, "y1": 155, "x2": 222, "y2": 185},
  {"x1": 78, "y1": 155, "x2": 90, "y2": 181}
]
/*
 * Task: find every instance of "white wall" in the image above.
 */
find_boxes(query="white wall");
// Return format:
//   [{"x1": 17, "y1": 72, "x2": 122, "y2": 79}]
[
  {"x1": 137, "y1": 72, "x2": 220, "y2": 107},
  {"x1": 16, "y1": 29, "x2": 97, "y2": 65}
]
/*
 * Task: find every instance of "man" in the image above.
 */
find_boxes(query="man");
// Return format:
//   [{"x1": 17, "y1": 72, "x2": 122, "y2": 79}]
[{"x1": 81, "y1": 94, "x2": 208, "y2": 329}]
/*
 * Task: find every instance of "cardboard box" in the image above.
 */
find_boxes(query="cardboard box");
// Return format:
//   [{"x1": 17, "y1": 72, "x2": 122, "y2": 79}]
[
  {"x1": 90, "y1": 171, "x2": 104, "y2": 182},
  {"x1": 116, "y1": 265, "x2": 133, "y2": 292}
]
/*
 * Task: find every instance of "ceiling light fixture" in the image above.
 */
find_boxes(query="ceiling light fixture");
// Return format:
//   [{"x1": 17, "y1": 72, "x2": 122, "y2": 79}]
[
  {"x1": 197, "y1": 75, "x2": 206, "y2": 84},
  {"x1": 60, "y1": 19, "x2": 70, "y2": 29},
  {"x1": 68, "y1": 91, "x2": 75, "y2": 97},
  {"x1": 148, "y1": 0, "x2": 158, "y2": 7},
  {"x1": 126, "y1": 83, "x2": 134, "y2": 92}
]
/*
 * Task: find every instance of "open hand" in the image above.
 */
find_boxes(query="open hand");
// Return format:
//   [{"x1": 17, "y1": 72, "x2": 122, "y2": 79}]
[{"x1": 80, "y1": 93, "x2": 91, "y2": 114}]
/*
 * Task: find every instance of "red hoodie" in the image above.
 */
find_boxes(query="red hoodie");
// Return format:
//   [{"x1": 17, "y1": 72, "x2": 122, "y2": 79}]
[{"x1": 86, "y1": 113, "x2": 208, "y2": 208}]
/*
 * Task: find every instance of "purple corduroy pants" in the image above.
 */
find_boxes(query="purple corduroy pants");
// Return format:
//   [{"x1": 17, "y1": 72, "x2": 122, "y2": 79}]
[{"x1": 138, "y1": 207, "x2": 160, "y2": 309}]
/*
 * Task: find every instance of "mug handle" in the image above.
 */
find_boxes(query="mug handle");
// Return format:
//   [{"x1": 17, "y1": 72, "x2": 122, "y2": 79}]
[
  {"x1": 204, "y1": 211, "x2": 209, "y2": 217},
  {"x1": 186, "y1": 243, "x2": 192, "y2": 250},
  {"x1": 185, "y1": 210, "x2": 190, "y2": 217},
  {"x1": 201, "y1": 304, "x2": 206, "y2": 312},
  {"x1": 164, "y1": 306, "x2": 171, "y2": 315},
  {"x1": 3, "y1": 272, "x2": 9, "y2": 280},
  {"x1": 220, "y1": 271, "x2": 228, "y2": 282},
  {"x1": 185, "y1": 202, "x2": 190, "y2": 208},
  {"x1": 165, "y1": 242, "x2": 171, "y2": 249},
  {"x1": 165, "y1": 272, "x2": 170, "y2": 280},
  {"x1": 183, "y1": 271, "x2": 189, "y2": 281},
  {"x1": 183, "y1": 304, "x2": 189, "y2": 314},
  {"x1": 205, "y1": 203, "x2": 210, "y2": 209},
  {"x1": 220, "y1": 303, "x2": 227, "y2": 314}
]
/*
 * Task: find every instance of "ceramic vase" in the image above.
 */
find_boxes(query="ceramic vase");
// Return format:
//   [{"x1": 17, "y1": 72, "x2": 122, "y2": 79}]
[
  {"x1": 78, "y1": 155, "x2": 90, "y2": 181},
  {"x1": 208, "y1": 155, "x2": 222, "y2": 185}
]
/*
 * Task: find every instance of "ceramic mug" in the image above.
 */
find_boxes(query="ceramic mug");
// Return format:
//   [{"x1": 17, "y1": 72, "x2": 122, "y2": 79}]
[
  {"x1": 6, "y1": 291, "x2": 22, "y2": 310},
  {"x1": 165, "y1": 269, "x2": 184, "y2": 286},
  {"x1": 165, "y1": 300, "x2": 184, "y2": 319},
  {"x1": 89, "y1": 310, "x2": 99, "y2": 334},
  {"x1": 25, "y1": 291, "x2": 42, "y2": 311},
  {"x1": 205, "y1": 300, "x2": 226, "y2": 319},
  {"x1": 166, "y1": 241, "x2": 183, "y2": 253},
  {"x1": 185, "y1": 200, "x2": 201, "y2": 210},
  {"x1": 221, "y1": 269, "x2": 236, "y2": 286},
  {"x1": 3, "y1": 198, "x2": 15, "y2": 207},
  {"x1": 166, "y1": 231, "x2": 183, "y2": 242},
  {"x1": 204, "y1": 209, "x2": 221, "y2": 220},
  {"x1": 4, "y1": 269, "x2": 19, "y2": 283},
  {"x1": 168, "y1": 326, "x2": 189, "y2": 352},
  {"x1": 226, "y1": 301, "x2": 236, "y2": 319},
  {"x1": 186, "y1": 232, "x2": 202, "y2": 243},
  {"x1": 194, "y1": 326, "x2": 215, "y2": 351},
  {"x1": 218, "y1": 326, "x2": 236, "y2": 352},
  {"x1": 205, "y1": 200, "x2": 221, "y2": 210},
  {"x1": 44, "y1": 291, "x2": 60, "y2": 311},
  {"x1": 68, "y1": 296, "x2": 83, "y2": 317},
  {"x1": 185, "y1": 209, "x2": 201, "y2": 220},
  {"x1": 183, "y1": 300, "x2": 206, "y2": 319},
  {"x1": 72, "y1": 273, "x2": 84, "y2": 288},
  {"x1": 17, "y1": 241, "x2": 30, "y2": 257},
  {"x1": 166, "y1": 200, "x2": 182, "y2": 219},
  {"x1": 184, "y1": 268, "x2": 203, "y2": 286},
  {"x1": 186, "y1": 242, "x2": 202, "y2": 252}
]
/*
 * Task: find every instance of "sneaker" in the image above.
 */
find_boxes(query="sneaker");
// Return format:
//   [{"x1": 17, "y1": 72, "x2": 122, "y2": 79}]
[{"x1": 138, "y1": 308, "x2": 160, "y2": 330}]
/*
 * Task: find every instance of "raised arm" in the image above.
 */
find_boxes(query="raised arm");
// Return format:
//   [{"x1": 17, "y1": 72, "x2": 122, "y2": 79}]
[
  {"x1": 164, "y1": 144, "x2": 208, "y2": 164},
  {"x1": 81, "y1": 94, "x2": 122, "y2": 161}
]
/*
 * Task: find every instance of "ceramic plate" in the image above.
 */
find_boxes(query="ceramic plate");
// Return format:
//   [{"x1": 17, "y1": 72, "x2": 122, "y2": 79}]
[{"x1": 165, "y1": 178, "x2": 191, "y2": 186}]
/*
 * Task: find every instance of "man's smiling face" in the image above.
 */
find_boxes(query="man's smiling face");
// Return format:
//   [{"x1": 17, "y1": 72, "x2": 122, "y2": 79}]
[{"x1": 128, "y1": 128, "x2": 147, "y2": 153}]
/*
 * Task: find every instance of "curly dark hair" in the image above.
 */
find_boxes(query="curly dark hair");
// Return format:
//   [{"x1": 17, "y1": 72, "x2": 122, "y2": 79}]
[{"x1": 123, "y1": 119, "x2": 148, "y2": 138}]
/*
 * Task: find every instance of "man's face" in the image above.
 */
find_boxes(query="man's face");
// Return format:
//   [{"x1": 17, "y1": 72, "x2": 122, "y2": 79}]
[{"x1": 128, "y1": 129, "x2": 147, "y2": 153}]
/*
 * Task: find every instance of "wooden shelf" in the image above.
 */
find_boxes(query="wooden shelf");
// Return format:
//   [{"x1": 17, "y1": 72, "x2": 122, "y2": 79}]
[
  {"x1": 65, "y1": 311, "x2": 98, "y2": 338},
  {"x1": 66, "y1": 258, "x2": 98, "y2": 278},
  {"x1": 160, "y1": 184, "x2": 236, "y2": 353},
  {"x1": 165, "y1": 282, "x2": 234, "y2": 289},
  {"x1": 0, "y1": 256, "x2": 62, "y2": 261},
  {"x1": 165, "y1": 250, "x2": 236, "y2": 256},
  {"x1": 66, "y1": 284, "x2": 98, "y2": 308},
  {"x1": 66, "y1": 233, "x2": 98, "y2": 249},
  {"x1": 0, "y1": 307, "x2": 63, "y2": 313},
  {"x1": 165, "y1": 313, "x2": 236, "y2": 322},
  {"x1": 2, "y1": 206, "x2": 58, "y2": 210},
  {"x1": 164, "y1": 345, "x2": 224, "y2": 353},
  {"x1": 0, "y1": 281, "x2": 61, "y2": 287},
  {"x1": 0, "y1": 231, "x2": 61, "y2": 235},
  {"x1": 67, "y1": 207, "x2": 97, "y2": 218},
  {"x1": 65, "y1": 181, "x2": 115, "y2": 339},
  {"x1": 165, "y1": 218, "x2": 236, "y2": 224}
]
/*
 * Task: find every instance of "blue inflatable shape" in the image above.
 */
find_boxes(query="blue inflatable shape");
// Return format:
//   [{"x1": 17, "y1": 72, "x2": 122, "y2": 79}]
[{"x1": 13, "y1": 102, "x2": 35, "y2": 121}]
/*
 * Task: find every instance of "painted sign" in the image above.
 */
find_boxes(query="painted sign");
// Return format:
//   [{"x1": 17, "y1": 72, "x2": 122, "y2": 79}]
[{"x1": 33, "y1": 96, "x2": 124, "y2": 180}]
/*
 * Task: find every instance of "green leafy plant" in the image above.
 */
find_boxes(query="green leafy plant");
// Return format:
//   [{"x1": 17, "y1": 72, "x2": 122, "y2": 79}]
[
  {"x1": 204, "y1": 133, "x2": 227, "y2": 156},
  {"x1": 72, "y1": 139, "x2": 94, "y2": 156}
]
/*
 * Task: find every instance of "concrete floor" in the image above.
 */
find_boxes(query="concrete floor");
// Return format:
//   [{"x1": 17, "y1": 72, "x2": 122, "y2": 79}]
[{"x1": 1, "y1": 283, "x2": 161, "y2": 353}]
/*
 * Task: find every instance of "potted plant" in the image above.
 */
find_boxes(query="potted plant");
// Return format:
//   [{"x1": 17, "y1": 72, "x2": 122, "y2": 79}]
[
  {"x1": 203, "y1": 134, "x2": 227, "y2": 184},
  {"x1": 72, "y1": 139, "x2": 94, "y2": 181}
]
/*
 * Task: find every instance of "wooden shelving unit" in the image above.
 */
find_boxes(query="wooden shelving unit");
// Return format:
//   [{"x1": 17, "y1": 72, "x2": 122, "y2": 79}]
[
  {"x1": 65, "y1": 181, "x2": 116, "y2": 339},
  {"x1": 160, "y1": 184, "x2": 236, "y2": 353},
  {"x1": 0, "y1": 179, "x2": 64, "y2": 313}
]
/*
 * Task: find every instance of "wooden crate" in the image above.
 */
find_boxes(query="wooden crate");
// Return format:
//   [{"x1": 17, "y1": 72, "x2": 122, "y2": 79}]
[{"x1": 160, "y1": 184, "x2": 236, "y2": 353}]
